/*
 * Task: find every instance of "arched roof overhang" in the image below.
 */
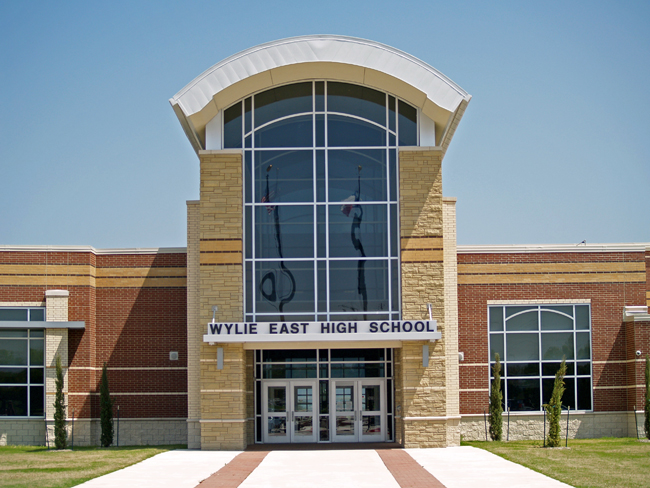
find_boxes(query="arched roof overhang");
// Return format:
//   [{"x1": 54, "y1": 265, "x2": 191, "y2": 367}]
[{"x1": 170, "y1": 35, "x2": 471, "y2": 153}]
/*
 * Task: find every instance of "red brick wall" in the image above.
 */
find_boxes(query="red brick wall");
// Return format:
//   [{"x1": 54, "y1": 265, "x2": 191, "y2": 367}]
[{"x1": 457, "y1": 250, "x2": 646, "y2": 414}]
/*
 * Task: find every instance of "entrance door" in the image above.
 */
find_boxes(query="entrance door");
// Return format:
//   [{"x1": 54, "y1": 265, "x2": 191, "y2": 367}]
[
  {"x1": 331, "y1": 379, "x2": 385, "y2": 442},
  {"x1": 262, "y1": 380, "x2": 318, "y2": 443}
]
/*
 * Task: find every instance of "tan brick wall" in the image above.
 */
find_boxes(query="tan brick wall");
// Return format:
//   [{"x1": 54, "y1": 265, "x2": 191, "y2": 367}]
[
  {"x1": 186, "y1": 201, "x2": 201, "y2": 448},
  {"x1": 443, "y1": 198, "x2": 460, "y2": 445},
  {"x1": 45, "y1": 291, "x2": 69, "y2": 422},
  {"x1": 197, "y1": 150, "x2": 251, "y2": 449},
  {"x1": 398, "y1": 148, "x2": 457, "y2": 447}
]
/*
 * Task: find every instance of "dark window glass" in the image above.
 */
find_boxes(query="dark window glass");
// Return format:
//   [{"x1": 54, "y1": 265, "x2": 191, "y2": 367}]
[
  {"x1": 0, "y1": 368, "x2": 27, "y2": 384},
  {"x1": 0, "y1": 386, "x2": 27, "y2": 416},
  {"x1": 254, "y1": 83, "x2": 312, "y2": 128},
  {"x1": 0, "y1": 340, "x2": 28, "y2": 366},
  {"x1": 576, "y1": 333, "x2": 591, "y2": 360},
  {"x1": 489, "y1": 307, "x2": 504, "y2": 331},
  {"x1": 390, "y1": 260, "x2": 399, "y2": 310},
  {"x1": 317, "y1": 261, "x2": 327, "y2": 312},
  {"x1": 506, "y1": 379, "x2": 540, "y2": 411},
  {"x1": 316, "y1": 114, "x2": 325, "y2": 147},
  {"x1": 389, "y1": 149, "x2": 397, "y2": 201},
  {"x1": 29, "y1": 309, "x2": 45, "y2": 321},
  {"x1": 576, "y1": 362, "x2": 590, "y2": 375},
  {"x1": 541, "y1": 311, "x2": 573, "y2": 330},
  {"x1": 262, "y1": 364, "x2": 317, "y2": 379},
  {"x1": 244, "y1": 151, "x2": 252, "y2": 203},
  {"x1": 398, "y1": 101, "x2": 417, "y2": 146},
  {"x1": 577, "y1": 378, "x2": 592, "y2": 410},
  {"x1": 255, "y1": 115, "x2": 312, "y2": 148},
  {"x1": 30, "y1": 368, "x2": 44, "y2": 384},
  {"x1": 316, "y1": 151, "x2": 326, "y2": 203},
  {"x1": 542, "y1": 362, "x2": 575, "y2": 376},
  {"x1": 245, "y1": 206, "x2": 252, "y2": 259},
  {"x1": 330, "y1": 363, "x2": 384, "y2": 378},
  {"x1": 244, "y1": 97, "x2": 252, "y2": 134},
  {"x1": 29, "y1": 386, "x2": 44, "y2": 416},
  {"x1": 255, "y1": 261, "x2": 314, "y2": 314},
  {"x1": 542, "y1": 333, "x2": 574, "y2": 360},
  {"x1": 506, "y1": 310, "x2": 538, "y2": 331},
  {"x1": 319, "y1": 350, "x2": 329, "y2": 361},
  {"x1": 328, "y1": 259, "x2": 389, "y2": 313},
  {"x1": 223, "y1": 102, "x2": 242, "y2": 148},
  {"x1": 30, "y1": 330, "x2": 44, "y2": 338},
  {"x1": 245, "y1": 264, "x2": 253, "y2": 314},
  {"x1": 330, "y1": 348, "x2": 385, "y2": 362},
  {"x1": 317, "y1": 206, "x2": 326, "y2": 259},
  {"x1": 390, "y1": 205, "x2": 397, "y2": 257},
  {"x1": 576, "y1": 306, "x2": 590, "y2": 330},
  {"x1": 543, "y1": 377, "x2": 575, "y2": 410},
  {"x1": 506, "y1": 334, "x2": 539, "y2": 361},
  {"x1": 386, "y1": 379, "x2": 393, "y2": 413},
  {"x1": 262, "y1": 350, "x2": 317, "y2": 363},
  {"x1": 255, "y1": 205, "x2": 314, "y2": 259},
  {"x1": 328, "y1": 115, "x2": 385, "y2": 147},
  {"x1": 506, "y1": 363, "x2": 539, "y2": 377},
  {"x1": 328, "y1": 204, "x2": 388, "y2": 258},
  {"x1": 0, "y1": 330, "x2": 27, "y2": 338},
  {"x1": 315, "y1": 82, "x2": 324, "y2": 111},
  {"x1": 327, "y1": 82, "x2": 385, "y2": 126},
  {"x1": 0, "y1": 309, "x2": 27, "y2": 321},
  {"x1": 29, "y1": 340, "x2": 44, "y2": 366},
  {"x1": 489, "y1": 334, "x2": 504, "y2": 361},
  {"x1": 319, "y1": 380, "x2": 329, "y2": 414},
  {"x1": 388, "y1": 96, "x2": 396, "y2": 132},
  {"x1": 256, "y1": 416, "x2": 262, "y2": 442},
  {"x1": 327, "y1": 150, "x2": 387, "y2": 202},
  {"x1": 254, "y1": 151, "x2": 313, "y2": 203},
  {"x1": 319, "y1": 416, "x2": 329, "y2": 441}
]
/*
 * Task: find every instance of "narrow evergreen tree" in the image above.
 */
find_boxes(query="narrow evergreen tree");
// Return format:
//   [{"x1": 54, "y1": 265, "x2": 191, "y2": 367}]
[
  {"x1": 489, "y1": 353, "x2": 503, "y2": 441},
  {"x1": 54, "y1": 355, "x2": 67, "y2": 449},
  {"x1": 100, "y1": 362, "x2": 113, "y2": 447},
  {"x1": 544, "y1": 358, "x2": 566, "y2": 447},
  {"x1": 643, "y1": 354, "x2": 650, "y2": 439}
]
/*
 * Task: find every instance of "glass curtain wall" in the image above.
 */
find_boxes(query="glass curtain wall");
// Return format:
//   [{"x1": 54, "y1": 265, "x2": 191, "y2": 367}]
[
  {"x1": 0, "y1": 308, "x2": 45, "y2": 417},
  {"x1": 488, "y1": 305, "x2": 592, "y2": 411},
  {"x1": 224, "y1": 81, "x2": 417, "y2": 322}
]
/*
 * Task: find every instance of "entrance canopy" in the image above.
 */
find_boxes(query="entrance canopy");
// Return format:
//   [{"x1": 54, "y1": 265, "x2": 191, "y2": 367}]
[{"x1": 170, "y1": 35, "x2": 471, "y2": 152}]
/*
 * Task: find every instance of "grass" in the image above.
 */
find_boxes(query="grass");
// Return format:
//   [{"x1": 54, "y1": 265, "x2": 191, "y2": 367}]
[
  {"x1": 463, "y1": 437, "x2": 650, "y2": 488},
  {"x1": 0, "y1": 444, "x2": 186, "y2": 488}
]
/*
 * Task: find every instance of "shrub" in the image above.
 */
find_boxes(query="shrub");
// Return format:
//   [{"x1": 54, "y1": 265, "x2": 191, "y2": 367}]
[
  {"x1": 544, "y1": 358, "x2": 566, "y2": 447},
  {"x1": 54, "y1": 355, "x2": 67, "y2": 449},
  {"x1": 489, "y1": 353, "x2": 503, "y2": 441},
  {"x1": 100, "y1": 363, "x2": 113, "y2": 447}
]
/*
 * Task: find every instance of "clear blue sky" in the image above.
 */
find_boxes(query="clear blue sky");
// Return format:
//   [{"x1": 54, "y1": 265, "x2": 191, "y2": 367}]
[{"x1": 1, "y1": 0, "x2": 648, "y2": 248}]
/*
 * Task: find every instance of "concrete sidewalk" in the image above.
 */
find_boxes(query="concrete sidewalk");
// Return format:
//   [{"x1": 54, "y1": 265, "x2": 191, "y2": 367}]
[{"x1": 75, "y1": 446, "x2": 573, "y2": 488}]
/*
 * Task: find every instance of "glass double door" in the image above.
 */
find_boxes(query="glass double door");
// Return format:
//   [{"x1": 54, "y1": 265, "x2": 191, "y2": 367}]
[
  {"x1": 263, "y1": 380, "x2": 318, "y2": 443},
  {"x1": 331, "y1": 379, "x2": 385, "y2": 443}
]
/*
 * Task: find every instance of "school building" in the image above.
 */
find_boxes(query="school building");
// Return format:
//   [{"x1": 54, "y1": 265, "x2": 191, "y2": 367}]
[{"x1": 1, "y1": 36, "x2": 648, "y2": 448}]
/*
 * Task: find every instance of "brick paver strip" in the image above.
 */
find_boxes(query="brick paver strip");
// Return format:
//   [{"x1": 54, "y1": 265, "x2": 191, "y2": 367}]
[
  {"x1": 377, "y1": 449, "x2": 447, "y2": 488},
  {"x1": 197, "y1": 451, "x2": 269, "y2": 488}
]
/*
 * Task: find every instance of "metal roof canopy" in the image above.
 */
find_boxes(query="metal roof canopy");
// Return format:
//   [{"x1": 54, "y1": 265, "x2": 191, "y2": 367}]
[{"x1": 170, "y1": 35, "x2": 471, "y2": 153}]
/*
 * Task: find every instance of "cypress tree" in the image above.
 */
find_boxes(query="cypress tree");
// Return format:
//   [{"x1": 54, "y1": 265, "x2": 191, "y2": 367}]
[
  {"x1": 489, "y1": 353, "x2": 503, "y2": 441},
  {"x1": 545, "y1": 358, "x2": 566, "y2": 447},
  {"x1": 643, "y1": 354, "x2": 650, "y2": 439},
  {"x1": 54, "y1": 355, "x2": 67, "y2": 449},
  {"x1": 100, "y1": 363, "x2": 113, "y2": 447}
]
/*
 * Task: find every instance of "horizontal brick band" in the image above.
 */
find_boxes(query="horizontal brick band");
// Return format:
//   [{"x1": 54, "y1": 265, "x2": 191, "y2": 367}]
[
  {"x1": 459, "y1": 272, "x2": 644, "y2": 285},
  {"x1": 459, "y1": 262, "x2": 644, "y2": 274},
  {"x1": 401, "y1": 249, "x2": 443, "y2": 263},
  {"x1": 400, "y1": 236, "x2": 443, "y2": 250}
]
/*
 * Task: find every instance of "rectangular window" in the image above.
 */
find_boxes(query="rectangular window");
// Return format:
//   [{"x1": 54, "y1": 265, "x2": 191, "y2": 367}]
[
  {"x1": 0, "y1": 307, "x2": 46, "y2": 417},
  {"x1": 488, "y1": 304, "x2": 592, "y2": 412}
]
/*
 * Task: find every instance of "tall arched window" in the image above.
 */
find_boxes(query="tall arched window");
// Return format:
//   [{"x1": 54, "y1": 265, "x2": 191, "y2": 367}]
[{"x1": 223, "y1": 81, "x2": 417, "y2": 322}]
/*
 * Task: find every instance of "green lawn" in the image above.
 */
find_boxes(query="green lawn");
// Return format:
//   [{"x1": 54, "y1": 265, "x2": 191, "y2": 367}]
[
  {"x1": 464, "y1": 438, "x2": 650, "y2": 488},
  {"x1": 0, "y1": 445, "x2": 185, "y2": 488}
]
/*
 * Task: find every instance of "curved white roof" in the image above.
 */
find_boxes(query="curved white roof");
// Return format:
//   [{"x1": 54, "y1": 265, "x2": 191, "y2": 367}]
[{"x1": 170, "y1": 35, "x2": 471, "y2": 153}]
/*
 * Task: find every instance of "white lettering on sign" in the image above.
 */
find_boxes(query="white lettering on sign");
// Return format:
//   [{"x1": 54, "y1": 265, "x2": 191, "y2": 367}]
[{"x1": 203, "y1": 320, "x2": 440, "y2": 343}]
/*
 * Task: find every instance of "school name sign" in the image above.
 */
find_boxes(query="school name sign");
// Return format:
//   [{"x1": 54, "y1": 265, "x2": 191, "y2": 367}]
[{"x1": 203, "y1": 320, "x2": 441, "y2": 343}]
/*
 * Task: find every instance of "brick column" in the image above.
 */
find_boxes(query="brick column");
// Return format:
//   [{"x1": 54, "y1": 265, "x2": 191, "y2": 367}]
[
  {"x1": 198, "y1": 150, "x2": 252, "y2": 449},
  {"x1": 45, "y1": 290, "x2": 69, "y2": 445},
  {"x1": 398, "y1": 147, "x2": 457, "y2": 447}
]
